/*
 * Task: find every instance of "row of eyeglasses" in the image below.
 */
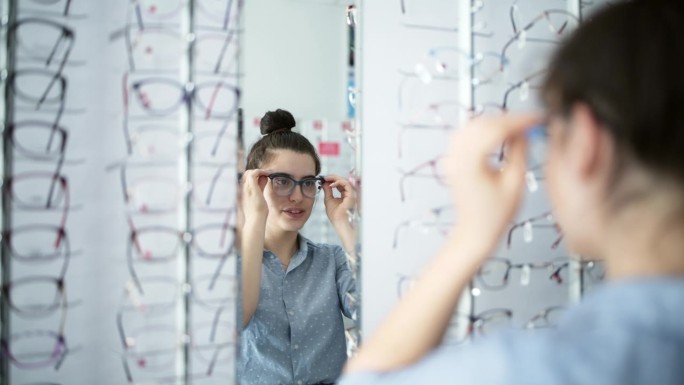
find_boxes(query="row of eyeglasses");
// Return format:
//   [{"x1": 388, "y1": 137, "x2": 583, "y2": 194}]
[
  {"x1": 112, "y1": 0, "x2": 242, "y2": 383},
  {"x1": 0, "y1": 0, "x2": 88, "y2": 382}
]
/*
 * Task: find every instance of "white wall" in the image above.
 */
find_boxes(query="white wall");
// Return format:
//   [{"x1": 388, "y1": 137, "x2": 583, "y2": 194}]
[{"x1": 241, "y1": 0, "x2": 349, "y2": 147}]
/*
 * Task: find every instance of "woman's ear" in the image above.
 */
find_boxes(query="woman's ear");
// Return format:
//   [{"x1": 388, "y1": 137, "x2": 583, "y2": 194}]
[{"x1": 568, "y1": 103, "x2": 609, "y2": 180}]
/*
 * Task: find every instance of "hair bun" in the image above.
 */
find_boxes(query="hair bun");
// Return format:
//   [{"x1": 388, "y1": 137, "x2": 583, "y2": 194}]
[{"x1": 260, "y1": 109, "x2": 296, "y2": 135}]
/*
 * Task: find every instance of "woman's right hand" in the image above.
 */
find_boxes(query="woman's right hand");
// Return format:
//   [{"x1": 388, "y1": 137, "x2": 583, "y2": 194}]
[
  {"x1": 239, "y1": 169, "x2": 271, "y2": 223},
  {"x1": 444, "y1": 114, "x2": 539, "y2": 255}
]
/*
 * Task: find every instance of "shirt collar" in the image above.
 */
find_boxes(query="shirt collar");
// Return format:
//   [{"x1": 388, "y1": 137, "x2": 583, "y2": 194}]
[{"x1": 287, "y1": 234, "x2": 313, "y2": 272}]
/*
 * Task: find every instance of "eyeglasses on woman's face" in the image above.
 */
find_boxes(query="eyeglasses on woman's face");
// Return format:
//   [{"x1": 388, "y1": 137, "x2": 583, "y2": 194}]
[{"x1": 267, "y1": 173, "x2": 324, "y2": 199}]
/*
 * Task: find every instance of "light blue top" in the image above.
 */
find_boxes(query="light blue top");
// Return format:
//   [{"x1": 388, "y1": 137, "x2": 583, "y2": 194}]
[
  {"x1": 240, "y1": 235, "x2": 357, "y2": 385},
  {"x1": 338, "y1": 277, "x2": 684, "y2": 385}
]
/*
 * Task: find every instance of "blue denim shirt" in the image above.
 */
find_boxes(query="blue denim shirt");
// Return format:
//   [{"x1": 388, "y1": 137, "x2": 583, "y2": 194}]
[
  {"x1": 338, "y1": 278, "x2": 684, "y2": 385},
  {"x1": 240, "y1": 235, "x2": 357, "y2": 385}
]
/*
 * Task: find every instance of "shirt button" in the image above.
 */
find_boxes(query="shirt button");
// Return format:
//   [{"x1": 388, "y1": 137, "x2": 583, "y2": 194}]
[
  {"x1": 294, "y1": 344, "x2": 299, "y2": 349},
  {"x1": 297, "y1": 381, "x2": 303, "y2": 385},
  {"x1": 289, "y1": 310, "x2": 294, "y2": 316}
]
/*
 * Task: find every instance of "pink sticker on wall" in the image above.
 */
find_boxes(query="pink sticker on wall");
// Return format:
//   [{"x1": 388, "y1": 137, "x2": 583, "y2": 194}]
[
  {"x1": 313, "y1": 120, "x2": 324, "y2": 130},
  {"x1": 318, "y1": 141, "x2": 340, "y2": 157}
]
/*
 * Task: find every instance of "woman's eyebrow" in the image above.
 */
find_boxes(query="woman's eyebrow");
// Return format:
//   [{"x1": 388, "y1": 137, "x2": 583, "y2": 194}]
[{"x1": 273, "y1": 172, "x2": 317, "y2": 179}]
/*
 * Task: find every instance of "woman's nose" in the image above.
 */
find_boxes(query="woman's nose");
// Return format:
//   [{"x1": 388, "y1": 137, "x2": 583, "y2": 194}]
[{"x1": 289, "y1": 184, "x2": 304, "y2": 202}]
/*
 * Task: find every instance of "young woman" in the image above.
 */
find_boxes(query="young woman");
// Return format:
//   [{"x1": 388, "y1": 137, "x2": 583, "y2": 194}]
[
  {"x1": 340, "y1": 1, "x2": 684, "y2": 384},
  {"x1": 239, "y1": 109, "x2": 357, "y2": 385}
]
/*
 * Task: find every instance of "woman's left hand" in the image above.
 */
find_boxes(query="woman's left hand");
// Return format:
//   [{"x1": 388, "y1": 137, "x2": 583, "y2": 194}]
[{"x1": 322, "y1": 175, "x2": 357, "y2": 227}]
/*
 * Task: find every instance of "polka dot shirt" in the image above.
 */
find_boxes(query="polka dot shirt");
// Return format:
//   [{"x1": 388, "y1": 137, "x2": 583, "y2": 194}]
[{"x1": 239, "y1": 235, "x2": 357, "y2": 385}]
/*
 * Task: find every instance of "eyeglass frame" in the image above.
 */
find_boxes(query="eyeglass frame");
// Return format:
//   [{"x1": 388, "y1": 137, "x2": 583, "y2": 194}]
[
  {"x1": 2, "y1": 171, "x2": 72, "y2": 248},
  {"x1": 267, "y1": 173, "x2": 325, "y2": 199},
  {"x1": 398, "y1": 155, "x2": 446, "y2": 202},
  {"x1": 119, "y1": 21, "x2": 240, "y2": 75},
  {"x1": 476, "y1": 257, "x2": 571, "y2": 290},
  {"x1": 507, "y1": 211, "x2": 564, "y2": 250},
  {"x1": 501, "y1": 7, "x2": 580, "y2": 69},
  {"x1": 126, "y1": 213, "x2": 236, "y2": 293},
  {"x1": 115, "y1": 160, "x2": 238, "y2": 214},
  {"x1": 116, "y1": 306, "x2": 234, "y2": 382},
  {"x1": 0, "y1": 283, "x2": 75, "y2": 370},
  {"x1": 130, "y1": 0, "x2": 239, "y2": 30}
]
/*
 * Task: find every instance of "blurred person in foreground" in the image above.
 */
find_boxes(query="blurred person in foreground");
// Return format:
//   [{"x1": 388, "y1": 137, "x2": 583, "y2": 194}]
[{"x1": 340, "y1": 1, "x2": 684, "y2": 384}]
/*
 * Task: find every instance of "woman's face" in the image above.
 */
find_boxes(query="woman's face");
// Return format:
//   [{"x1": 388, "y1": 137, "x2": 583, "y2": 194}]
[{"x1": 261, "y1": 149, "x2": 318, "y2": 233}]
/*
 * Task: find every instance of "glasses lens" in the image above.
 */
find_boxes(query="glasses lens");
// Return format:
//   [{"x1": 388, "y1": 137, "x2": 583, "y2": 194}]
[
  {"x1": 193, "y1": 225, "x2": 235, "y2": 258},
  {"x1": 129, "y1": 28, "x2": 183, "y2": 72},
  {"x1": 9, "y1": 278, "x2": 62, "y2": 315},
  {"x1": 9, "y1": 226, "x2": 66, "y2": 260},
  {"x1": 12, "y1": 70, "x2": 65, "y2": 105},
  {"x1": 133, "y1": 228, "x2": 180, "y2": 261},
  {"x1": 12, "y1": 122, "x2": 65, "y2": 159},
  {"x1": 125, "y1": 278, "x2": 177, "y2": 310},
  {"x1": 16, "y1": 20, "x2": 71, "y2": 65},
  {"x1": 127, "y1": 325, "x2": 177, "y2": 368},
  {"x1": 271, "y1": 176, "x2": 294, "y2": 196},
  {"x1": 478, "y1": 310, "x2": 511, "y2": 336},
  {"x1": 477, "y1": 259, "x2": 509, "y2": 289},
  {"x1": 133, "y1": 80, "x2": 183, "y2": 115},
  {"x1": 194, "y1": 83, "x2": 238, "y2": 119},
  {"x1": 11, "y1": 174, "x2": 66, "y2": 209},
  {"x1": 138, "y1": 0, "x2": 182, "y2": 18},
  {"x1": 300, "y1": 179, "x2": 320, "y2": 198},
  {"x1": 9, "y1": 330, "x2": 64, "y2": 368}
]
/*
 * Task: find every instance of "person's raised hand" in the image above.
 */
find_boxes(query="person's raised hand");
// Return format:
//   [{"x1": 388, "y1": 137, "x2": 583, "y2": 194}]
[
  {"x1": 239, "y1": 169, "x2": 271, "y2": 223},
  {"x1": 445, "y1": 114, "x2": 539, "y2": 254},
  {"x1": 322, "y1": 174, "x2": 356, "y2": 227}
]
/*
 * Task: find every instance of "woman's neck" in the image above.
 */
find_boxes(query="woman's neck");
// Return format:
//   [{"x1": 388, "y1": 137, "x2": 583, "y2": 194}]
[
  {"x1": 601, "y1": 193, "x2": 684, "y2": 280},
  {"x1": 264, "y1": 226, "x2": 300, "y2": 269}
]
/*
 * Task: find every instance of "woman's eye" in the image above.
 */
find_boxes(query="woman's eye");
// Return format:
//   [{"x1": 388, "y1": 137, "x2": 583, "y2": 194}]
[
  {"x1": 302, "y1": 180, "x2": 316, "y2": 188},
  {"x1": 274, "y1": 177, "x2": 291, "y2": 186}
]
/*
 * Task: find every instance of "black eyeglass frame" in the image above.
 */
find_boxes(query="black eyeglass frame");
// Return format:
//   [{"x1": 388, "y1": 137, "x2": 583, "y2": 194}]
[{"x1": 267, "y1": 173, "x2": 325, "y2": 199}]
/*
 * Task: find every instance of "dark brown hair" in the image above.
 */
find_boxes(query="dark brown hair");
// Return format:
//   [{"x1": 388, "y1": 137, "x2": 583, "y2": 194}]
[
  {"x1": 245, "y1": 109, "x2": 321, "y2": 174},
  {"x1": 542, "y1": 0, "x2": 684, "y2": 188}
]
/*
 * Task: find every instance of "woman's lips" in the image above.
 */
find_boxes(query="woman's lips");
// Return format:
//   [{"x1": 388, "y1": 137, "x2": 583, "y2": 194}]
[{"x1": 282, "y1": 208, "x2": 305, "y2": 219}]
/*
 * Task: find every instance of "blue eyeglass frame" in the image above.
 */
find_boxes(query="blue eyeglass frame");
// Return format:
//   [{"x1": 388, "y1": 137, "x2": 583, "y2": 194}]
[{"x1": 267, "y1": 173, "x2": 325, "y2": 198}]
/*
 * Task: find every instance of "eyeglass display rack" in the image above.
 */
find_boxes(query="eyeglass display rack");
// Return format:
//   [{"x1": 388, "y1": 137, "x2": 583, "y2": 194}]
[
  {"x1": 359, "y1": 0, "x2": 613, "y2": 347},
  {"x1": 0, "y1": 0, "x2": 242, "y2": 384},
  {"x1": 1, "y1": 0, "x2": 89, "y2": 383}
]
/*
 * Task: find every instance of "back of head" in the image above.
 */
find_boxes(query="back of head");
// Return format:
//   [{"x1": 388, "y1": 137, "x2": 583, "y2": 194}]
[
  {"x1": 246, "y1": 109, "x2": 321, "y2": 174},
  {"x1": 259, "y1": 108, "x2": 297, "y2": 136},
  {"x1": 542, "y1": 0, "x2": 684, "y2": 189}
]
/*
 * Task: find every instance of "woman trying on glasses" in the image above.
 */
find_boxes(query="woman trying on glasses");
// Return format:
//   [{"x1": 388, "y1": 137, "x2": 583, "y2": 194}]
[
  {"x1": 239, "y1": 109, "x2": 357, "y2": 385},
  {"x1": 340, "y1": 1, "x2": 684, "y2": 384}
]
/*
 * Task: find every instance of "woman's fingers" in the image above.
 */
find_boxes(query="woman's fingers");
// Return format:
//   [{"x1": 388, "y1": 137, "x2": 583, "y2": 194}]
[
  {"x1": 477, "y1": 114, "x2": 540, "y2": 149},
  {"x1": 324, "y1": 175, "x2": 354, "y2": 198},
  {"x1": 448, "y1": 114, "x2": 539, "y2": 179},
  {"x1": 242, "y1": 169, "x2": 271, "y2": 192},
  {"x1": 501, "y1": 133, "x2": 529, "y2": 190},
  {"x1": 240, "y1": 169, "x2": 270, "y2": 219},
  {"x1": 442, "y1": 113, "x2": 541, "y2": 249},
  {"x1": 451, "y1": 114, "x2": 539, "y2": 171}
]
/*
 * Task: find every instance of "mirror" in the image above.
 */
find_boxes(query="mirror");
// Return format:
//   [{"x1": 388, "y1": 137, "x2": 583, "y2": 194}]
[{"x1": 237, "y1": 0, "x2": 360, "y2": 384}]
